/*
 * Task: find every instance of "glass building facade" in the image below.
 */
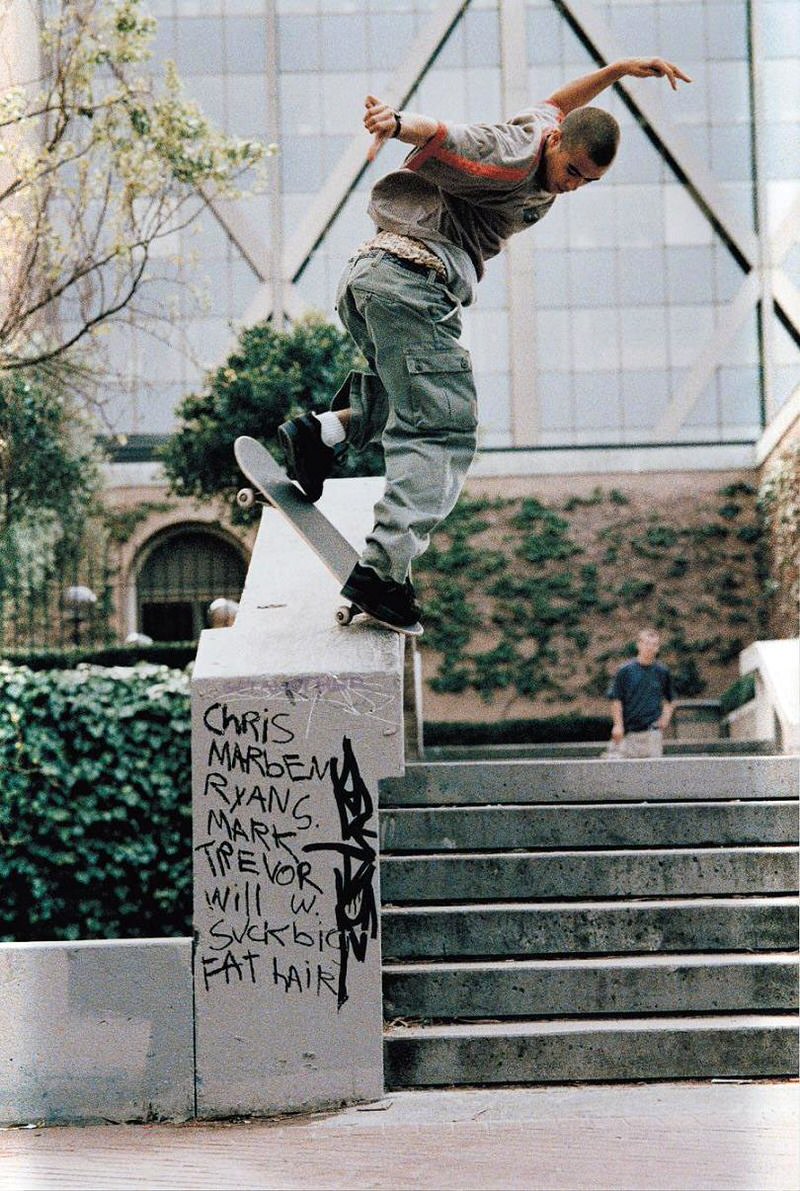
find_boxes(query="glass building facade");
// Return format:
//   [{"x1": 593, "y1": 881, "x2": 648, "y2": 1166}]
[{"x1": 102, "y1": 0, "x2": 799, "y2": 454}]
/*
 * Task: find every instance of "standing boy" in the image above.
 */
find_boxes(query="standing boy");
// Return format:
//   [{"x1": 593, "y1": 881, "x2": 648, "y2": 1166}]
[
  {"x1": 279, "y1": 57, "x2": 691, "y2": 630},
  {"x1": 607, "y1": 628, "x2": 675, "y2": 758}
]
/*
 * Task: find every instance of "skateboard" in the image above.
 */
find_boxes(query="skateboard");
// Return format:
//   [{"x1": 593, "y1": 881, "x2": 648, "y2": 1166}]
[{"x1": 234, "y1": 435, "x2": 423, "y2": 637}]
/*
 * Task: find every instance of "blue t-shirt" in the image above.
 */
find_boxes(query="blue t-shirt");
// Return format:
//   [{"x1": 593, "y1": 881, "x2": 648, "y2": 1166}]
[{"x1": 608, "y1": 660, "x2": 673, "y2": 733}]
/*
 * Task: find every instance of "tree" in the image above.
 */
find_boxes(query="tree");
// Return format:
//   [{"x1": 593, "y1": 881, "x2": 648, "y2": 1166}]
[
  {"x1": 162, "y1": 314, "x2": 383, "y2": 517},
  {"x1": 0, "y1": 0, "x2": 268, "y2": 370},
  {"x1": 0, "y1": 366, "x2": 104, "y2": 611}
]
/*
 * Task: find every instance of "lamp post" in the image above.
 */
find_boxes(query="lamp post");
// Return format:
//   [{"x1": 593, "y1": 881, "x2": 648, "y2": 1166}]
[{"x1": 63, "y1": 585, "x2": 97, "y2": 647}]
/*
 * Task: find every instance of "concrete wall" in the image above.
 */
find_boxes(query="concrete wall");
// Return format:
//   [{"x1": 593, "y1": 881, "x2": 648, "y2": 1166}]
[
  {"x1": 0, "y1": 476, "x2": 406, "y2": 1126},
  {"x1": 0, "y1": 939, "x2": 193, "y2": 1126},
  {"x1": 191, "y1": 476, "x2": 405, "y2": 1118},
  {"x1": 739, "y1": 640, "x2": 800, "y2": 753},
  {"x1": 725, "y1": 700, "x2": 761, "y2": 743}
]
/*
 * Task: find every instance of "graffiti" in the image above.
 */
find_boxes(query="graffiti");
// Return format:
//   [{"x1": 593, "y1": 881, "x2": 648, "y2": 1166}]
[
  {"x1": 304, "y1": 736, "x2": 378, "y2": 1009},
  {"x1": 196, "y1": 707, "x2": 378, "y2": 1011}
]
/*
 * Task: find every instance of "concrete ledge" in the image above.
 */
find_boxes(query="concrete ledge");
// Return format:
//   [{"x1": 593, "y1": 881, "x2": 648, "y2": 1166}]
[
  {"x1": 740, "y1": 640, "x2": 800, "y2": 753},
  {"x1": 0, "y1": 939, "x2": 193, "y2": 1126},
  {"x1": 470, "y1": 443, "x2": 756, "y2": 478},
  {"x1": 192, "y1": 476, "x2": 405, "y2": 1119},
  {"x1": 726, "y1": 699, "x2": 761, "y2": 741}
]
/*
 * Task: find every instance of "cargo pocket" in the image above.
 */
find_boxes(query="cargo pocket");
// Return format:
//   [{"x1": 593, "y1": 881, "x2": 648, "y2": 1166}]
[{"x1": 403, "y1": 347, "x2": 477, "y2": 432}]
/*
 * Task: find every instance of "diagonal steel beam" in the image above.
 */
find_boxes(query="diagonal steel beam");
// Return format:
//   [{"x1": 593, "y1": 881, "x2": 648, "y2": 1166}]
[
  {"x1": 284, "y1": 0, "x2": 473, "y2": 285},
  {"x1": 552, "y1": 0, "x2": 760, "y2": 271},
  {"x1": 772, "y1": 273, "x2": 800, "y2": 340},
  {"x1": 555, "y1": 0, "x2": 800, "y2": 433},
  {"x1": 239, "y1": 0, "x2": 474, "y2": 328},
  {"x1": 652, "y1": 272, "x2": 761, "y2": 439},
  {"x1": 771, "y1": 196, "x2": 800, "y2": 269}
]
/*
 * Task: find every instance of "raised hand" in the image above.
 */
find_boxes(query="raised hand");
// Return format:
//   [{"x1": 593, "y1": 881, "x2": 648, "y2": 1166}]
[
  {"x1": 363, "y1": 94, "x2": 398, "y2": 161},
  {"x1": 623, "y1": 57, "x2": 692, "y2": 89}
]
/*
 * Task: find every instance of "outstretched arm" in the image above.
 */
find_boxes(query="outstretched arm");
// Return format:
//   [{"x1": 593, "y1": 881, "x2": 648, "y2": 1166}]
[{"x1": 548, "y1": 57, "x2": 691, "y2": 114}]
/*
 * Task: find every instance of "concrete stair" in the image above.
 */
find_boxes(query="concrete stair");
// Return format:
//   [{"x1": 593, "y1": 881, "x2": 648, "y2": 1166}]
[
  {"x1": 379, "y1": 756, "x2": 799, "y2": 1087},
  {"x1": 422, "y1": 739, "x2": 778, "y2": 761}
]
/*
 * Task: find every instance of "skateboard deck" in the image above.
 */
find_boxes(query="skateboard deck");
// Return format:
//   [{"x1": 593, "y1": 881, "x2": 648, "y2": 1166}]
[{"x1": 233, "y1": 435, "x2": 422, "y2": 637}]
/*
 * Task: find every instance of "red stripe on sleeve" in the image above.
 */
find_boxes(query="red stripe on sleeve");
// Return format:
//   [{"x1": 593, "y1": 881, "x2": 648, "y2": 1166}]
[
  {"x1": 429, "y1": 143, "x2": 530, "y2": 183},
  {"x1": 405, "y1": 123, "x2": 448, "y2": 172},
  {"x1": 406, "y1": 121, "x2": 534, "y2": 183}
]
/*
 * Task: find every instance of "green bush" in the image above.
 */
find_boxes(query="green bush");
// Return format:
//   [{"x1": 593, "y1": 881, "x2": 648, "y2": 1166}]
[
  {"x1": 2, "y1": 642, "x2": 196, "y2": 671},
  {"x1": 0, "y1": 663, "x2": 191, "y2": 942},
  {"x1": 719, "y1": 671, "x2": 756, "y2": 716},
  {"x1": 424, "y1": 715, "x2": 613, "y2": 747}
]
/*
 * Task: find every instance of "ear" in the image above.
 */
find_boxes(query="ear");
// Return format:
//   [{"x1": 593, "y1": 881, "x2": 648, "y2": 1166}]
[{"x1": 548, "y1": 127, "x2": 562, "y2": 150}]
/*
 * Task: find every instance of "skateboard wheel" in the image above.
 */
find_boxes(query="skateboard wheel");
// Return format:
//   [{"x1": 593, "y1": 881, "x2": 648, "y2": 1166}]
[
  {"x1": 335, "y1": 604, "x2": 355, "y2": 626},
  {"x1": 236, "y1": 487, "x2": 255, "y2": 508}
]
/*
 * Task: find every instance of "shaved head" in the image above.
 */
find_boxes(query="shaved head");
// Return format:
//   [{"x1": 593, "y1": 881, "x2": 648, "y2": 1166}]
[{"x1": 561, "y1": 106, "x2": 620, "y2": 167}]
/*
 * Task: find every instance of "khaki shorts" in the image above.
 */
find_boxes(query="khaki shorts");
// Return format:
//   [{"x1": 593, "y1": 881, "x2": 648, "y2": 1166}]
[{"x1": 605, "y1": 728, "x2": 664, "y2": 759}]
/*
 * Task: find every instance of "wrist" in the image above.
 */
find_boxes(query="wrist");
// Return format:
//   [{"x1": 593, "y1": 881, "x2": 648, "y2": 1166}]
[{"x1": 391, "y1": 110, "x2": 402, "y2": 138}]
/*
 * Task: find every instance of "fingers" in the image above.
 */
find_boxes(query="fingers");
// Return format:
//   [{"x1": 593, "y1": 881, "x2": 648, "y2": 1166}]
[
  {"x1": 643, "y1": 58, "x2": 692, "y2": 88},
  {"x1": 363, "y1": 95, "x2": 397, "y2": 161},
  {"x1": 366, "y1": 132, "x2": 389, "y2": 163}
]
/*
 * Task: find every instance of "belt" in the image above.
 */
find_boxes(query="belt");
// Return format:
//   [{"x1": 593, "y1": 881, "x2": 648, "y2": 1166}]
[{"x1": 363, "y1": 248, "x2": 444, "y2": 282}]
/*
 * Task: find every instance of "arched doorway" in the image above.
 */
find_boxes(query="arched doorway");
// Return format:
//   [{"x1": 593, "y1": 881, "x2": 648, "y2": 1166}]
[{"x1": 135, "y1": 526, "x2": 247, "y2": 642}]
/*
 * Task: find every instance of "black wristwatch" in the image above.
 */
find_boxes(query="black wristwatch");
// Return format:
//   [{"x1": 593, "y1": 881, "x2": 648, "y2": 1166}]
[{"x1": 391, "y1": 111, "x2": 403, "y2": 138}]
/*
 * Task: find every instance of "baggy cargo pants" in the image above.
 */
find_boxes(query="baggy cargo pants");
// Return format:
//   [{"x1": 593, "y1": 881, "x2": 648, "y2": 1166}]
[{"x1": 333, "y1": 250, "x2": 478, "y2": 584}]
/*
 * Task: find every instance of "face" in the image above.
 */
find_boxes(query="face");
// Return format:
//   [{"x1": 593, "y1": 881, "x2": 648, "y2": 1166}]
[
  {"x1": 540, "y1": 129, "x2": 609, "y2": 195},
  {"x1": 637, "y1": 633, "x2": 660, "y2": 664}
]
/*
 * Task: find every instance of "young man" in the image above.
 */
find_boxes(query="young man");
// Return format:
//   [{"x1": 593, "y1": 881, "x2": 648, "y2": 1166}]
[
  {"x1": 279, "y1": 57, "x2": 691, "y2": 630},
  {"x1": 607, "y1": 628, "x2": 675, "y2": 758}
]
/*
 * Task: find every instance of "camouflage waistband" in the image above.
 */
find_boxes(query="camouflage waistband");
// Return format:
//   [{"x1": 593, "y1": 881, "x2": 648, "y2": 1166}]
[{"x1": 357, "y1": 231, "x2": 447, "y2": 279}]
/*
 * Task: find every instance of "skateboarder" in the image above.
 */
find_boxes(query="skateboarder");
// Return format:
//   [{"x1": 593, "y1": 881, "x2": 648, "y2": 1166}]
[{"x1": 278, "y1": 56, "x2": 691, "y2": 629}]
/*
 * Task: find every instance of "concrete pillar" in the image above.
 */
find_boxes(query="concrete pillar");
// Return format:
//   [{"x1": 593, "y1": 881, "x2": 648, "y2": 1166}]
[{"x1": 192, "y1": 478, "x2": 404, "y2": 1118}]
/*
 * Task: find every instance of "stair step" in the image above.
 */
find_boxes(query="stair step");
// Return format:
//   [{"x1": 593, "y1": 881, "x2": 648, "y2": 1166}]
[
  {"x1": 382, "y1": 847, "x2": 799, "y2": 903},
  {"x1": 380, "y1": 756, "x2": 799, "y2": 806},
  {"x1": 383, "y1": 952, "x2": 798, "y2": 1019},
  {"x1": 381, "y1": 896, "x2": 800, "y2": 959},
  {"x1": 383, "y1": 1014, "x2": 800, "y2": 1087},
  {"x1": 380, "y1": 801, "x2": 798, "y2": 851},
  {"x1": 421, "y1": 740, "x2": 778, "y2": 761}
]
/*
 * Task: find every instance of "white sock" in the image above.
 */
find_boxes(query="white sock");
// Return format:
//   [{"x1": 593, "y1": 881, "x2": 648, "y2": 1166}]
[{"x1": 314, "y1": 411, "x2": 346, "y2": 447}]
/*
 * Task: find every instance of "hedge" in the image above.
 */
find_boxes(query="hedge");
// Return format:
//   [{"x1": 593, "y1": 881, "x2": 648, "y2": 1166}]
[
  {"x1": 0, "y1": 663, "x2": 192, "y2": 942},
  {"x1": 423, "y1": 714, "x2": 613, "y2": 747},
  {"x1": 2, "y1": 641, "x2": 197, "y2": 671},
  {"x1": 719, "y1": 671, "x2": 757, "y2": 717}
]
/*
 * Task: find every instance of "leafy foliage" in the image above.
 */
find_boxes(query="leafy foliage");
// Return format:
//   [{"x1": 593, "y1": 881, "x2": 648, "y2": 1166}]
[
  {"x1": 0, "y1": 0, "x2": 268, "y2": 369},
  {"x1": 161, "y1": 314, "x2": 382, "y2": 518},
  {"x1": 414, "y1": 481, "x2": 767, "y2": 709},
  {"x1": 759, "y1": 441, "x2": 800, "y2": 636},
  {"x1": 0, "y1": 368, "x2": 104, "y2": 599},
  {"x1": 719, "y1": 671, "x2": 756, "y2": 716},
  {"x1": 0, "y1": 663, "x2": 191, "y2": 941}
]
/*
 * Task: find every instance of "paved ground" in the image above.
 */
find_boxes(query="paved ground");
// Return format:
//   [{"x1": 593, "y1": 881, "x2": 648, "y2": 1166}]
[{"x1": 1, "y1": 1082, "x2": 797, "y2": 1191}]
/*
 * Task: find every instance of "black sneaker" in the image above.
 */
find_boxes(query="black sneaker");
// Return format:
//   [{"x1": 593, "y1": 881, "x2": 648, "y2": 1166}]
[
  {"x1": 278, "y1": 412, "x2": 336, "y2": 502},
  {"x1": 341, "y1": 563, "x2": 422, "y2": 628}
]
